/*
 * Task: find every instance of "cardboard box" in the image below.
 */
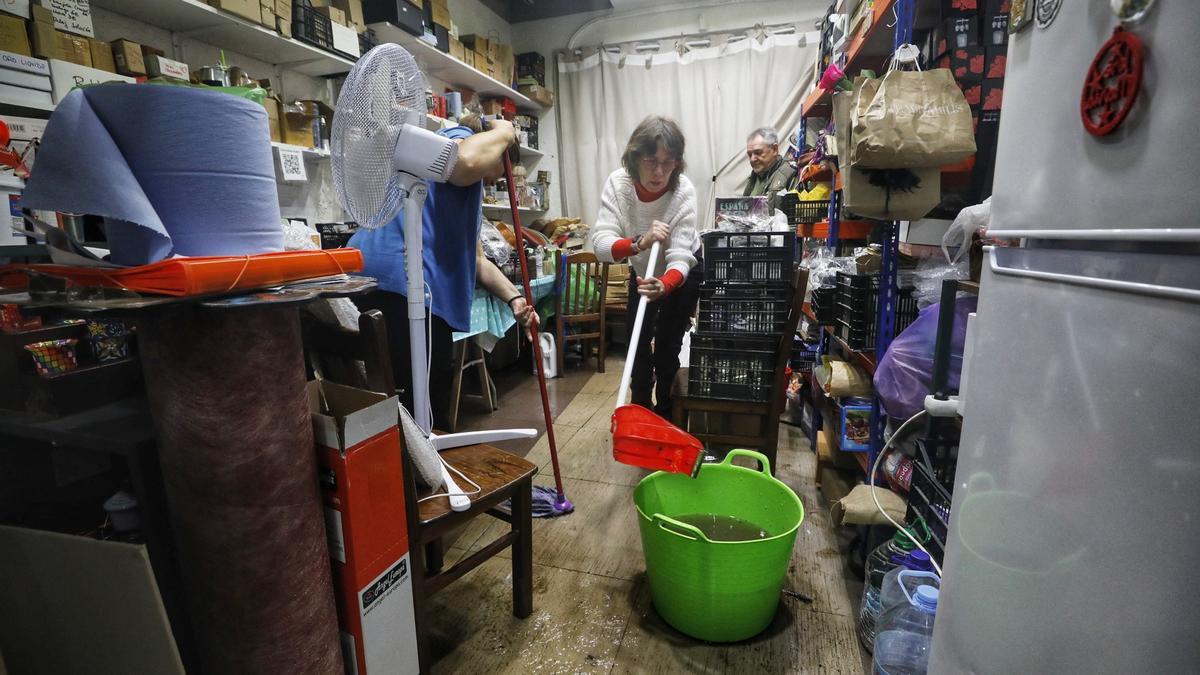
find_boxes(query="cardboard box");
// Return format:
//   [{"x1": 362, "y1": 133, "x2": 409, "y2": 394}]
[
  {"x1": 0, "y1": 13, "x2": 29, "y2": 56},
  {"x1": 497, "y1": 43, "x2": 513, "y2": 84},
  {"x1": 309, "y1": 381, "x2": 420, "y2": 675},
  {"x1": 0, "y1": 48, "x2": 48, "y2": 75},
  {"x1": 487, "y1": 41, "x2": 499, "y2": 64},
  {"x1": 281, "y1": 99, "x2": 332, "y2": 148},
  {"x1": 460, "y1": 33, "x2": 489, "y2": 55},
  {"x1": 57, "y1": 31, "x2": 91, "y2": 67},
  {"x1": 209, "y1": 0, "x2": 261, "y2": 23},
  {"x1": 0, "y1": 526, "x2": 185, "y2": 675},
  {"x1": 314, "y1": 4, "x2": 346, "y2": 25},
  {"x1": 430, "y1": 2, "x2": 449, "y2": 28},
  {"x1": 88, "y1": 38, "x2": 114, "y2": 72},
  {"x1": 517, "y1": 83, "x2": 553, "y2": 108},
  {"x1": 260, "y1": 1, "x2": 275, "y2": 27},
  {"x1": 29, "y1": 20, "x2": 58, "y2": 59},
  {"x1": 31, "y1": 3, "x2": 55, "y2": 26},
  {"x1": 277, "y1": 14, "x2": 292, "y2": 37},
  {"x1": 449, "y1": 38, "x2": 465, "y2": 61},
  {"x1": 48, "y1": 58, "x2": 134, "y2": 103},
  {"x1": 899, "y1": 218, "x2": 953, "y2": 247},
  {"x1": 145, "y1": 54, "x2": 188, "y2": 79},
  {"x1": 461, "y1": 49, "x2": 474, "y2": 68},
  {"x1": 331, "y1": 0, "x2": 364, "y2": 29},
  {"x1": 263, "y1": 96, "x2": 281, "y2": 142},
  {"x1": 110, "y1": 38, "x2": 145, "y2": 76}
]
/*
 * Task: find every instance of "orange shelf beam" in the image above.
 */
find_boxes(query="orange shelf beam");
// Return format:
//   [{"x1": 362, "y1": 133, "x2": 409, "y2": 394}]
[{"x1": 802, "y1": 0, "x2": 900, "y2": 118}]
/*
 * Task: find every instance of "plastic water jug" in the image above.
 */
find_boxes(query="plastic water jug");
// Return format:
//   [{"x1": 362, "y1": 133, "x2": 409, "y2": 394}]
[
  {"x1": 873, "y1": 572, "x2": 939, "y2": 675},
  {"x1": 532, "y1": 333, "x2": 557, "y2": 378},
  {"x1": 879, "y1": 552, "x2": 937, "y2": 619},
  {"x1": 858, "y1": 530, "x2": 920, "y2": 651}
]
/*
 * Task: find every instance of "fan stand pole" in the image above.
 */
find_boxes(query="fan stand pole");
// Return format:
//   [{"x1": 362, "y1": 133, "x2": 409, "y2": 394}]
[{"x1": 404, "y1": 182, "x2": 432, "y2": 434}]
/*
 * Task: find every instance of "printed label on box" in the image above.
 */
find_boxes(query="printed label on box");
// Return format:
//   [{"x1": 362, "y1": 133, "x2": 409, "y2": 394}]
[
  {"x1": 0, "y1": 49, "x2": 49, "y2": 75},
  {"x1": 44, "y1": 0, "x2": 93, "y2": 38},
  {"x1": 277, "y1": 145, "x2": 307, "y2": 182},
  {"x1": 357, "y1": 553, "x2": 419, "y2": 674}
]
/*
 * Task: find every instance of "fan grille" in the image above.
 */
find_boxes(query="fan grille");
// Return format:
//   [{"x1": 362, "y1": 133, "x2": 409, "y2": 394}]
[{"x1": 331, "y1": 44, "x2": 428, "y2": 229}]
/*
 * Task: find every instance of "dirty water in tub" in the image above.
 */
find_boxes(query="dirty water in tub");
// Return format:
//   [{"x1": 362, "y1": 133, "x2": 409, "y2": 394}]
[{"x1": 672, "y1": 514, "x2": 770, "y2": 542}]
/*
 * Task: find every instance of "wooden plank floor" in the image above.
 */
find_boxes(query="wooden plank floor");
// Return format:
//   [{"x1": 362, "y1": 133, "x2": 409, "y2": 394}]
[{"x1": 428, "y1": 362, "x2": 865, "y2": 673}]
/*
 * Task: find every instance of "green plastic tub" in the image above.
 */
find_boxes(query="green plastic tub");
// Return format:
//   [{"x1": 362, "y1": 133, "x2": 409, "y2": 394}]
[{"x1": 633, "y1": 449, "x2": 805, "y2": 642}]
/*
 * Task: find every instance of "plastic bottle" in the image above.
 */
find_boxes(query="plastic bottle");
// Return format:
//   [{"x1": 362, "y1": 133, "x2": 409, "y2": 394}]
[
  {"x1": 879, "y1": 551, "x2": 937, "y2": 619},
  {"x1": 857, "y1": 530, "x2": 918, "y2": 652},
  {"x1": 873, "y1": 576, "x2": 939, "y2": 675}
]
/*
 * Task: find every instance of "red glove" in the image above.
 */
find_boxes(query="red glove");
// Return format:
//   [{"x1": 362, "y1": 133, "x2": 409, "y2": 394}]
[
  {"x1": 659, "y1": 269, "x2": 685, "y2": 295},
  {"x1": 611, "y1": 237, "x2": 637, "y2": 260}
]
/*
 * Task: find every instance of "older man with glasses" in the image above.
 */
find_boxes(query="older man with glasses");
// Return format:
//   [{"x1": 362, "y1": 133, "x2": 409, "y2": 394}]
[{"x1": 743, "y1": 126, "x2": 797, "y2": 213}]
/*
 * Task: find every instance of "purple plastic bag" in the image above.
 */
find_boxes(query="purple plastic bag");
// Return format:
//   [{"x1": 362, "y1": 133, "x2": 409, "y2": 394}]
[{"x1": 874, "y1": 297, "x2": 978, "y2": 419}]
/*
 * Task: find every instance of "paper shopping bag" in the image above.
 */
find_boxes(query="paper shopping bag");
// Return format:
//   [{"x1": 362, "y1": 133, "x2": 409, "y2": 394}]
[
  {"x1": 851, "y1": 68, "x2": 976, "y2": 169},
  {"x1": 842, "y1": 165, "x2": 941, "y2": 221}
]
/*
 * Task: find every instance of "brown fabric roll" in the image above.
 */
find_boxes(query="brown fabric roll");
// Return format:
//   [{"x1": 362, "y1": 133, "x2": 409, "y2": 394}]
[{"x1": 138, "y1": 305, "x2": 340, "y2": 675}]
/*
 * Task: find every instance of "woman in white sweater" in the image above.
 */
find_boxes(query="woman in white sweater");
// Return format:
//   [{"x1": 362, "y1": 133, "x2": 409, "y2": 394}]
[{"x1": 592, "y1": 116, "x2": 702, "y2": 417}]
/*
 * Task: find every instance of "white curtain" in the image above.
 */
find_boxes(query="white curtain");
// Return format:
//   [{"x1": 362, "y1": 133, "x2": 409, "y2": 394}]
[{"x1": 556, "y1": 32, "x2": 817, "y2": 231}]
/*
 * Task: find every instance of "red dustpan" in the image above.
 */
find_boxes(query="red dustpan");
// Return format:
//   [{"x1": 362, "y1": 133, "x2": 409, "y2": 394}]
[{"x1": 610, "y1": 241, "x2": 704, "y2": 476}]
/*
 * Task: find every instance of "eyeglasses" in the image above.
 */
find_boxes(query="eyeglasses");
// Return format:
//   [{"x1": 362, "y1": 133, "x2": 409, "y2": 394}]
[{"x1": 639, "y1": 156, "x2": 678, "y2": 173}]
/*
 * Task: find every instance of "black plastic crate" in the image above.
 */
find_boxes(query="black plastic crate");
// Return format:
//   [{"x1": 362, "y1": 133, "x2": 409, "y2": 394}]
[
  {"x1": 702, "y1": 230, "x2": 796, "y2": 284},
  {"x1": 697, "y1": 283, "x2": 790, "y2": 337},
  {"x1": 835, "y1": 272, "x2": 880, "y2": 350},
  {"x1": 781, "y1": 194, "x2": 831, "y2": 225},
  {"x1": 688, "y1": 334, "x2": 777, "y2": 403},
  {"x1": 895, "y1": 287, "x2": 919, "y2": 335},
  {"x1": 358, "y1": 27, "x2": 378, "y2": 55},
  {"x1": 809, "y1": 286, "x2": 838, "y2": 325},
  {"x1": 907, "y1": 459, "x2": 953, "y2": 562},
  {"x1": 293, "y1": 2, "x2": 333, "y2": 51}
]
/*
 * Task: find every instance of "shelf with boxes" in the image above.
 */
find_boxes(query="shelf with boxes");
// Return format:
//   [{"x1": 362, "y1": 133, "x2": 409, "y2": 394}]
[
  {"x1": 89, "y1": 0, "x2": 357, "y2": 77},
  {"x1": 368, "y1": 21, "x2": 542, "y2": 112}
]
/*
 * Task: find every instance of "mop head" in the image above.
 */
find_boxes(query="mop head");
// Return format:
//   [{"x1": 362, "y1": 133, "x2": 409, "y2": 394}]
[
  {"x1": 530, "y1": 485, "x2": 573, "y2": 518},
  {"x1": 397, "y1": 402, "x2": 444, "y2": 488}
]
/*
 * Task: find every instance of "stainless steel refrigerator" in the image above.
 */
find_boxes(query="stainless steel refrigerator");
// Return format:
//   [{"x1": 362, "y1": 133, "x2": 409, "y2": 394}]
[{"x1": 929, "y1": 2, "x2": 1200, "y2": 673}]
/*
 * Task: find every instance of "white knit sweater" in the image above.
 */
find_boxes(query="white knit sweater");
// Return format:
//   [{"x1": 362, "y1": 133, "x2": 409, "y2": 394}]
[{"x1": 591, "y1": 169, "x2": 700, "y2": 278}]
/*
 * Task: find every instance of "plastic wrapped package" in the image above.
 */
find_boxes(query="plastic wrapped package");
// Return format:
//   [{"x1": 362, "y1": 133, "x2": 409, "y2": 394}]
[
  {"x1": 873, "y1": 296, "x2": 978, "y2": 419},
  {"x1": 281, "y1": 219, "x2": 320, "y2": 251},
  {"x1": 480, "y1": 217, "x2": 513, "y2": 265},
  {"x1": 912, "y1": 255, "x2": 968, "y2": 308}
]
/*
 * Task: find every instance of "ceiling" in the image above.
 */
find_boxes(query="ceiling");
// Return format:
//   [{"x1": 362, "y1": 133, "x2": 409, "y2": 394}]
[{"x1": 479, "y1": 0, "x2": 615, "y2": 24}]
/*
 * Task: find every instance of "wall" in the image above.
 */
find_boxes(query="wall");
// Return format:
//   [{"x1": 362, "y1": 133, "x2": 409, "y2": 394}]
[
  {"x1": 511, "y1": 0, "x2": 825, "y2": 221},
  {"x1": 91, "y1": 7, "x2": 342, "y2": 225}
]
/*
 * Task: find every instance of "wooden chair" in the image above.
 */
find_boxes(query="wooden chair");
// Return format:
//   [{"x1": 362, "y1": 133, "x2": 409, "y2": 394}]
[
  {"x1": 303, "y1": 309, "x2": 537, "y2": 671},
  {"x1": 670, "y1": 268, "x2": 810, "y2": 472},
  {"x1": 554, "y1": 252, "x2": 608, "y2": 375}
]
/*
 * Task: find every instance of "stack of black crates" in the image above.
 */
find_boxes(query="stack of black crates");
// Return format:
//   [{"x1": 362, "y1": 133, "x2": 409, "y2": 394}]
[
  {"x1": 687, "y1": 230, "x2": 796, "y2": 404},
  {"x1": 811, "y1": 272, "x2": 919, "y2": 352}
]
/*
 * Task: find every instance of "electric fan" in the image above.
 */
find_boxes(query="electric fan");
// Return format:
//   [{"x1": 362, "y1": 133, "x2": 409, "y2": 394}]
[{"x1": 331, "y1": 44, "x2": 535, "y2": 511}]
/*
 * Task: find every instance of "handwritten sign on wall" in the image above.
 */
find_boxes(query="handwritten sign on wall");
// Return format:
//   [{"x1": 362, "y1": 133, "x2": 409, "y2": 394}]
[{"x1": 45, "y1": 0, "x2": 94, "y2": 38}]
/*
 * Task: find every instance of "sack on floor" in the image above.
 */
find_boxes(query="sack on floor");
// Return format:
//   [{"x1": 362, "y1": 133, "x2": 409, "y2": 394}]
[
  {"x1": 832, "y1": 483, "x2": 907, "y2": 526},
  {"x1": 851, "y1": 64, "x2": 976, "y2": 169}
]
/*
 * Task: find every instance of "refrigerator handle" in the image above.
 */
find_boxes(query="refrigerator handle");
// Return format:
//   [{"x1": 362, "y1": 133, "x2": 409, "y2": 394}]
[{"x1": 989, "y1": 247, "x2": 1200, "y2": 302}]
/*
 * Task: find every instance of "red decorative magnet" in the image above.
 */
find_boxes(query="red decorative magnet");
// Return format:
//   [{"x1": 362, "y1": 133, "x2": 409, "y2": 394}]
[{"x1": 1080, "y1": 27, "x2": 1144, "y2": 136}]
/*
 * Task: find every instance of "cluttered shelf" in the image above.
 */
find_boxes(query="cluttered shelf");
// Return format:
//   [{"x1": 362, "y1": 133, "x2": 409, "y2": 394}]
[
  {"x1": 90, "y1": 0, "x2": 357, "y2": 78},
  {"x1": 270, "y1": 141, "x2": 330, "y2": 159},
  {"x1": 803, "y1": 303, "x2": 877, "y2": 375},
  {"x1": 801, "y1": 0, "x2": 900, "y2": 117},
  {"x1": 483, "y1": 203, "x2": 546, "y2": 214},
  {"x1": 369, "y1": 22, "x2": 543, "y2": 112},
  {"x1": 853, "y1": 449, "x2": 907, "y2": 494}
]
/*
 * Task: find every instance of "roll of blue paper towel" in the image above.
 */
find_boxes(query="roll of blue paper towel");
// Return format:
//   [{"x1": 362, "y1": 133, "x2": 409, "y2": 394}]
[{"x1": 21, "y1": 83, "x2": 284, "y2": 266}]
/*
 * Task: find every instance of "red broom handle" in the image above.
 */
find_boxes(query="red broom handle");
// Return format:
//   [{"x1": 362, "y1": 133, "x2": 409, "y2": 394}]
[{"x1": 501, "y1": 152, "x2": 566, "y2": 500}]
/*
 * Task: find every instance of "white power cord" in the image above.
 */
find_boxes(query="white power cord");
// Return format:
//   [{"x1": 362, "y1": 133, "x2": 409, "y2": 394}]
[{"x1": 869, "y1": 409, "x2": 943, "y2": 576}]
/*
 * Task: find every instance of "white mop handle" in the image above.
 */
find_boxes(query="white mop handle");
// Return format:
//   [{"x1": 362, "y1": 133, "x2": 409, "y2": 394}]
[{"x1": 615, "y1": 241, "x2": 661, "y2": 410}]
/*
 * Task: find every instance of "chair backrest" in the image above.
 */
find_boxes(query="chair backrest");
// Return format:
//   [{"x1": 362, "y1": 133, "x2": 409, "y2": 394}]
[
  {"x1": 771, "y1": 267, "x2": 810, "y2": 417},
  {"x1": 303, "y1": 309, "x2": 396, "y2": 396},
  {"x1": 555, "y1": 252, "x2": 608, "y2": 318}
]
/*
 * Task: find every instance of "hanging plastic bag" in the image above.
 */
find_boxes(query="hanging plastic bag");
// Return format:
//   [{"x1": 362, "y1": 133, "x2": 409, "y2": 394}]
[
  {"x1": 873, "y1": 296, "x2": 978, "y2": 420},
  {"x1": 942, "y1": 197, "x2": 991, "y2": 264},
  {"x1": 851, "y1": 45, "x2": 976, "y2": 169}
]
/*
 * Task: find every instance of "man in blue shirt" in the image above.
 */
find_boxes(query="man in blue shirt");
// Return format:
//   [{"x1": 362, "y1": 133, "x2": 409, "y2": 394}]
[{"x1": 351, "y1": 115, "x2": 535, "y2": 429}]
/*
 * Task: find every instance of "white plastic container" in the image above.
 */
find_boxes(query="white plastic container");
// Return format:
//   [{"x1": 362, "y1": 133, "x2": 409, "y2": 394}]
[
  {"x1": 873, "y1": 573, "x2": 939, "y2": 675},
  {"x1": 103, "y1": 490, "x2": 141, "y2": 533}
]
